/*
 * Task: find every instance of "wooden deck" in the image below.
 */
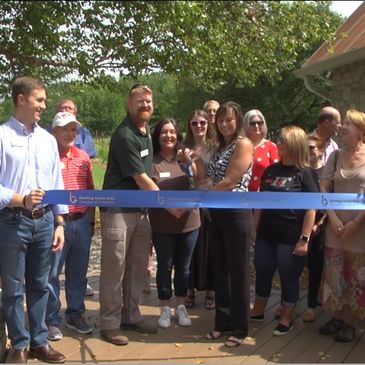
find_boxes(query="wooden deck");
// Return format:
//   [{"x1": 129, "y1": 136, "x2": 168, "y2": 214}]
[{"x1": 28, "y1": 273, "x2": 365, "y2": 364}]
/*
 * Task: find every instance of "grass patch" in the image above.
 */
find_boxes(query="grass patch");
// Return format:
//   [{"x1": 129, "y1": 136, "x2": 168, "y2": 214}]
[
  {"x1": 92, "y1": 160, "x2": 106, "y2": 190},
  {"x1": 95, "y1": 136, "x2": 110, "y2": 164}
]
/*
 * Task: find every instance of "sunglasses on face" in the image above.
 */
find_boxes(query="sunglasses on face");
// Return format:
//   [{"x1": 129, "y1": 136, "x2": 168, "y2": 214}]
[
  {"x1": 190, "y1": 120, "x2": 207, "y2": 127},
  {"x1": 128, "y1": 83, "x2": 152, "y2": 96},
  {"x1": 277, "y1": 136, "x2": 287, "y2": 145},
  {"x1": 249, "y1": 120, "x2": 264, "y2": 127}
]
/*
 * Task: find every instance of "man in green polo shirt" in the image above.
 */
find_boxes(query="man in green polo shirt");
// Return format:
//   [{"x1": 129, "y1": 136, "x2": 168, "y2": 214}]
[{"x1": 99, "y1": 84, "x2": 159, "y2": 346}]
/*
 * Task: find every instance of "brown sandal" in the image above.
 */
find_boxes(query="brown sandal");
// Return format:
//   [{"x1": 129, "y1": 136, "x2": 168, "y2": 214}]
[{"x1": 205, "y1": 296, "x2": 215, "y2": 310}]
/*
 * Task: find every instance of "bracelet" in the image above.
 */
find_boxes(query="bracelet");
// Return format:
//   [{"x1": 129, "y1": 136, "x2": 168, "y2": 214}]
[
  {"x1": 22, "y1": 195, "x2": 27, "y2": 209},
  {"x1": 90, "y1": 222, "x2": 95, "y2": 226}
]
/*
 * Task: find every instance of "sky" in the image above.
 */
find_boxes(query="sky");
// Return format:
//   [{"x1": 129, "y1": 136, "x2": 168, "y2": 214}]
[{"x1": 330, "y1": 0, "x2": 363, "y2": 17}]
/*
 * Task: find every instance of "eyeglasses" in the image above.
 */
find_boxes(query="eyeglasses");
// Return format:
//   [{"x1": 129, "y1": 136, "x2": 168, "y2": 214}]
[
  {"x1": 249, "y1": 121, "x2": 264, "y2": 127},
  {"x1": 128, "y1": 83, "x2": 152, "y2": 96},
  {"x1": 308, "y1": 145, "x2": 318, "y2": 150},
  {"x1": 277, "y1": 136, "x2": 287, "y2": 145},
  {"x1": 190, "y1": 120, "x2": 207, "y2": 127}
]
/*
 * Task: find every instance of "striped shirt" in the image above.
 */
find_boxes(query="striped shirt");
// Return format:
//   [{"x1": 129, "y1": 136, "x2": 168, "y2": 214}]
[{"x1": 60, "y1": 146, "x2": 94, "y2": 214}]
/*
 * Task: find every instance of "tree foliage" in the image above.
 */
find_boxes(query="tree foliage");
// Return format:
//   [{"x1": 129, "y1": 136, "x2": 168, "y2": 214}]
[{"x1": 0, "y1": 1, "x2": 342, "y2": 95}]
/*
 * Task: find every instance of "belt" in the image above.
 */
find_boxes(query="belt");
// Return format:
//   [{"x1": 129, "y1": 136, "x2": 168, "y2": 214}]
[
  {"x1": 63, "y1": 212, "x2": 86, "y2": 221},
  {"x1": 3, "y1": 205, "x2": 53, "y2": 219}
]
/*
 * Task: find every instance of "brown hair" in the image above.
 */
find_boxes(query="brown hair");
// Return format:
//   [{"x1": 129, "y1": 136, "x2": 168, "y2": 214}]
[
  {"x1": 12, "y1": 76, "x2": 46, "y2": 106},
  {"x1": 308, "y1": 135, "x2": 325, "y2": 149},
  {"x1": 215, "y1": 101, "x2": 245, "y2": 148},
  {"x1": 184, "y1": 109, "x2": 215, "y2": 148}
]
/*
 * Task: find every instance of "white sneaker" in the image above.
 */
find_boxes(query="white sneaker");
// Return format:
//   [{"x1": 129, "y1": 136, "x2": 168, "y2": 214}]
[
  {"x1": 158, "y1": 306, "x2": 171, "y2": 328},
  {"x1": 175, "y1": 304, "x2": 191, "y2": 327}
]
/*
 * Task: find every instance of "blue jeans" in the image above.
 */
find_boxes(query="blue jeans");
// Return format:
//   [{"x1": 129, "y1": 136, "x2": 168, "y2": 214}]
[
  {"x1": 47, "y1": 213, "x2": 91, "y2": 326},
  {"x1": 0, "y1": 209, "x2": 54, "y2": 349},
  {"x1": 153, "y1": 230, "x2": 198, "y2": 300},
  {"x1": 254, "y1": 238, "x2": 307, "y2": 306}
]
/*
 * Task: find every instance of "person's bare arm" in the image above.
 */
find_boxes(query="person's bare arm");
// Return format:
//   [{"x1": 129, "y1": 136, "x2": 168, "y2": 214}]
[
  {"x1": 133, "y1": 173, "x2": 159, "y2": 191},
  {"x1": 8, "y1": 188, "x2": 45, "y2": 208},
  {"x1": 213, "y1": 138, "x2": 253, "y2": 191}
]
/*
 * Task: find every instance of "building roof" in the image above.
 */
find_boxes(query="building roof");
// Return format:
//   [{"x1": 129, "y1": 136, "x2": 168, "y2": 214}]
[{"x1": 295, "y1": 1, "x2": 365, "y2": 78}]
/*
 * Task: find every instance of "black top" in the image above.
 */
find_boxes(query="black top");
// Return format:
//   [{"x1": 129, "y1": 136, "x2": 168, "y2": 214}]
[
  {"x1": 257, "y1": 162, "x2": 319, "y2": 245},
  {"x1": 102, "y1": 116, "x2": 153, "y2": 212}
]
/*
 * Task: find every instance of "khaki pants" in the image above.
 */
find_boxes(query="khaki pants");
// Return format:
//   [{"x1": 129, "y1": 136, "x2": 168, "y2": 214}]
[{"x1": 99, "y1": 211, "x2": 151, "y2": 330}]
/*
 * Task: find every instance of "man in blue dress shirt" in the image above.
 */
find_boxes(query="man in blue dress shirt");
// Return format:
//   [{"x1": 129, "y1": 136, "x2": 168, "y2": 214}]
[{"x1": 0, "y1": 77, "x2": 68, "y2": 363}]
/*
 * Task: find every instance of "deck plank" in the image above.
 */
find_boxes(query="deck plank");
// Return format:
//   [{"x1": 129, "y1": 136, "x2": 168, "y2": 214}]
[{"x1": 23, "y1": 273, "x2": 365, "y2": 363}]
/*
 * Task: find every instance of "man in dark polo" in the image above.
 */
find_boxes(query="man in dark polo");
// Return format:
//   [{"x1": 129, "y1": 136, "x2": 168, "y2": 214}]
[{"x1": 99, "y1": 84, "x2": 159, "y2": 345}]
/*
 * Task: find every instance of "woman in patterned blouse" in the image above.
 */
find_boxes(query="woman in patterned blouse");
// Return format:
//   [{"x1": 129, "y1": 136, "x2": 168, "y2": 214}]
[{"x1": 203, "y1": 101, "x2": 254, "y2": 347}]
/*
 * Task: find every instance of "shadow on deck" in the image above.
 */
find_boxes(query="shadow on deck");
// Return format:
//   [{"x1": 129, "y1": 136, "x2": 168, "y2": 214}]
[{"x1": 27, "y1": 273, "x2": 365, "y2": 364}]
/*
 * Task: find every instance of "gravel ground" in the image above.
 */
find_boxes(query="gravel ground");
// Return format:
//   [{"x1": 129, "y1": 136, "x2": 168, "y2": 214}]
[
  {"x1": 88, "y1": 229, "x2": 308, "y2": 290},
  {"x1": 88, "y1": 228, "x2": 157, "y2": 275}
]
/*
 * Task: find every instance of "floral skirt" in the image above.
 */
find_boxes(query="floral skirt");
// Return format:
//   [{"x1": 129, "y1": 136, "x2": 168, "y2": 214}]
[{"x1": 322, "y1": 247, "x2": 365, "y2": 320}]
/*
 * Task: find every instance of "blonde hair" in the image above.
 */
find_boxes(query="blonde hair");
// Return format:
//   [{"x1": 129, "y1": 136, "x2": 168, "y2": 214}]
[
  {"x1": 280, "y1": 125, "x2": 309, "y2": 168},
  {"x1": 345, "y1": 109, "x2": 365, "y2": 141}
]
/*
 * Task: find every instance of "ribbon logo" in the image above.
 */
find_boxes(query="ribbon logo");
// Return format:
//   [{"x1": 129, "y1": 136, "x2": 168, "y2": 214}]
[{"x1": 69, "y1": 192, "x2": 78, "y2": 204}]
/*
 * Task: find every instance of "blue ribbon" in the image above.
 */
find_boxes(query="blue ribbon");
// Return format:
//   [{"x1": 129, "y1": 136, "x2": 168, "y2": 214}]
[{"x1": 42, "y1": 190, "x2": 365, "y2": 210}]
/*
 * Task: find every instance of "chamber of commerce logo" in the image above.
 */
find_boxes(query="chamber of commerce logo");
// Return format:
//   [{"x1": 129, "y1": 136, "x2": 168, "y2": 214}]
[
  {"x1": 157, "y1": 192, "x2": 165, "y2": 206},
  {"x1": 321, "y1": 194, "x2": 328, "y2": 207},
  {"x1": 69, "y1": 192, "x2": 78, "y2": 204}
]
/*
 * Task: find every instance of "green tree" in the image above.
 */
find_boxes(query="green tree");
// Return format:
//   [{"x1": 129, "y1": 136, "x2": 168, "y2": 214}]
[{"x1": 0, "y1": 1, "x2": 342, "y2": 95}]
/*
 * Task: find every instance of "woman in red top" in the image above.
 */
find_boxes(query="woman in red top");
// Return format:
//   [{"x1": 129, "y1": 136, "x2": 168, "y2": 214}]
[{"x1": 243, "y1": 109, "x2": 279, "y2": 191}]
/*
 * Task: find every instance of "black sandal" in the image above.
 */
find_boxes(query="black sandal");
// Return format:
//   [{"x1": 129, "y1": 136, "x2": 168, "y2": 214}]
[
  {"x1": 334, "y1": 323, "x2": 355, "y2": 343},
  {"x1": 225, "y1": 335, "x2": 245, "y2": 347},
  {"x1": 319, "y1": 318, "x2": 344, "y2": 335}
]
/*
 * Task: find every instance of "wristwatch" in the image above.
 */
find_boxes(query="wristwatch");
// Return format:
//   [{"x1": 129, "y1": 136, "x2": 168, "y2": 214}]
[
  {"x1": 55, "y1": 221, "x2": 66, "y2": 228},
  {"x1": 299, "y1": 234, "x2": 310, "y2": 243}
]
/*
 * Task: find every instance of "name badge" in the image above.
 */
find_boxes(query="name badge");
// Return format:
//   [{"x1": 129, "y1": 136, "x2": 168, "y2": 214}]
[
  {"x1": 141, "y1": 149, "x2": 149, "y2": 157},
  {"x1": 11, "y1": 137, "x2": 25, "y2": 147},
  {"x1": 159, "y1": 172, "x2": 171, "y2": 178}
]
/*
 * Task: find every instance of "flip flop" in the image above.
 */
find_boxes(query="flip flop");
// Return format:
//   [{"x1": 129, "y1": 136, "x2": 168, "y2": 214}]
[
  {"x1": 205, "y1": 296, "x2": 215, "y2": 310},
  {"x1": 206, "y1": 330, "x2": 223, "y2": 340},
  {"x1": 225, "y1": 335, "x2": 245, "y2": 347},
  {"x1": 185, "y1": 295, "x2": 195, "y2": 308}
]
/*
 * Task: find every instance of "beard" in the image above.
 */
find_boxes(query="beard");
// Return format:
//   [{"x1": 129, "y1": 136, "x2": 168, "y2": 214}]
[{"x1": 138, "y1": 109, "x2": 152, "y2": 122}]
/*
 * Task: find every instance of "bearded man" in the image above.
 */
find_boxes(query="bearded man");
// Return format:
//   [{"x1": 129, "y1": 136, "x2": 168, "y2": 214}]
[{"x1": 99, "y1": 84, "x2": 160, "y2": 345}]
